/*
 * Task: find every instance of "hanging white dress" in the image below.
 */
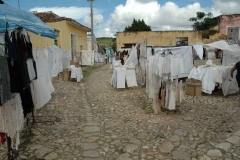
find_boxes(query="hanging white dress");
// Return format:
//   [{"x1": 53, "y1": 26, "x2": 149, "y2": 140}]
[{"x1": 32, "y1": 49, "x2": 54, "y2": 110}]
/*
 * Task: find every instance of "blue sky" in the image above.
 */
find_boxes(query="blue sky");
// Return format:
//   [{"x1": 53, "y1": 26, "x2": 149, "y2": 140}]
[{"x1": 5, "y1": 0, "x2": 240, "y2": 37}]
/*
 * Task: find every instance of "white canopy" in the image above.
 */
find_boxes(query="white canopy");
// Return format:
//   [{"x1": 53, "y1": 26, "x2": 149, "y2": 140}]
[{"x1": 203, "y1": 40, "x2": 234, "y2": 52}]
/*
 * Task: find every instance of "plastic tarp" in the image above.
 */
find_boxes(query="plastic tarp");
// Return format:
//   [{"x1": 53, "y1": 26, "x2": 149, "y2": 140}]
[
  {"x1": 0, "y1": 3, "x2": 58, "y2": 39},
  {"x1": 203, "y1": 40, "x2": 234, "y2": 52}
]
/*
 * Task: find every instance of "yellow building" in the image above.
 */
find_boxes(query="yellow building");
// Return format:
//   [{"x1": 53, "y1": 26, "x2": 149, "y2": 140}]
[
  {"x1": 116, "y1": 30, "x2": 217, "y2": 49},
  {"x1": 29, "y1": 11, "x2": 91, "y2": 56}
]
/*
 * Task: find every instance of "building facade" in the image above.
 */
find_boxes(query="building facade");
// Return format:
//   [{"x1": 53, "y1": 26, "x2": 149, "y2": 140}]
[
  {"x1": 116, "y1": 14, "x2": 240, "y2": 49},
  {"x1": 29, "y1": 11, "x2": 91, "y2": 57},
  {"x1": 87, "y1": 34, "x2": 98, "y2": 53},
  {"x1": 116, "y1": 31, "x2": 203, "y2": 49},
  {"x1": 219, "y1": 14, "x2": 240, "y2": 40}
]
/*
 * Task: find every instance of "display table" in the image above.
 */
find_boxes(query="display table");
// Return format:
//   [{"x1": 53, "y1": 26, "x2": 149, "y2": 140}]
[{"x1": 188, "y1": 65, "x2": 238, "y2": 96}]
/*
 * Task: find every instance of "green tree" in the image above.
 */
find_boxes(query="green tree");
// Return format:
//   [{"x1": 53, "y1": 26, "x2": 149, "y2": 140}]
[
  {"x1": 111, "y1": 37, "x2": 116, "y2": 52},
  {"x1": 189, "y1": 12, "x2": 218, "y2": 31},
  {"x1": 124, "y1": 19, "x2": 151, "y2": 32}
]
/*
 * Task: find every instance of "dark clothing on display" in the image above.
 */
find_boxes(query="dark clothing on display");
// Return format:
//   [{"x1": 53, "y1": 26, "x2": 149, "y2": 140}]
[
  {"x1": 0, "y1": 57, "x2": 11, "y2": 106},
  {"x1": 236, "y1": 61, "x2": 240, "y2": 87},
  {"x1": 7, "y1": 58, "x2": 22, "y2": 93},
  {"x1": 236, "y1": 61, "x2": 240, "y2": 78},
  {"x1": 17, "y1": 33, "x2": 30, "y2": 89},
  {"x1": 20, "y1": 85, "x2": 34, "y2": 117}
]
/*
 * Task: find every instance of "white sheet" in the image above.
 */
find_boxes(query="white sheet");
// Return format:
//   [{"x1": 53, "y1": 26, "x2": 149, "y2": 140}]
[
  {"x1": 193, "y1": 45, "x2": 203, "y2": 60},
  {"x1": 126, "y1": 69, "x2": 138, "y2": 87},
  {"x1": 116, "y1": 67, "x2": 126, "y2": 89}
]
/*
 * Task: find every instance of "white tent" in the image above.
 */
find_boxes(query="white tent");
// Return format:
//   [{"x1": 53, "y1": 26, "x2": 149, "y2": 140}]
[
  {"x1": 203, "y1": 40, "x2": 234, "y2": 52},
  {"x1": 222, "y1": 44, "x2": 240, "y2": 66}
]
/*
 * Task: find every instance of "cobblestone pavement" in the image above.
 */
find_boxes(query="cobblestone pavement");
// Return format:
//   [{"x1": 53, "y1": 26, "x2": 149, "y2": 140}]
[{"x1": 1, "y1": 61, "x2": 240, "y2": 160}]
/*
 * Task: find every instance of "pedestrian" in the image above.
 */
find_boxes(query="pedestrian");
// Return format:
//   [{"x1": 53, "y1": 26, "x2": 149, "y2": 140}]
[
  {"x1": 105, "y1": 54, "x2": 108, "y2": 64},
  {"x1": 230, "y1": 61, "x2": 240, "y2": 93}
]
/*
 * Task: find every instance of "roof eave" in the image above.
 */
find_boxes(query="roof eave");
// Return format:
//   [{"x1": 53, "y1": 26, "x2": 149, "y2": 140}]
[{"x1": 66, "y1": 21, "x2": 91, "y2": 32}]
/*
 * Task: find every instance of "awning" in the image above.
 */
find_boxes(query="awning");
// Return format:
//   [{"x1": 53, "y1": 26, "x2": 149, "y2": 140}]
[{"x1": 0, "y1": 3, "x2": 58, "y2": 39}]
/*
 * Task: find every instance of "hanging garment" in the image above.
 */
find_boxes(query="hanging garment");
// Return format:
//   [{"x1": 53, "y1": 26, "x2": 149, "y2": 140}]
[
  {"x1": 46, "y1": 46, "x2": 58, "y2": 78},
  {"x1": 20, "y1": 85, "x2": 34, "y2": 117},
  {"x1": 168, "y1": 85, "x2": 176, "y2": 110},
  {"x1": 7, "y1": 58, "x2": 22, "y2": 93},
  {"x1": 32, "y1": 49, "x2": 54, "y2": 110},
  {"x1": 62, "y1": 50, "x2": 71, "y2": 69},
  {"x1": 125, "y1": 69, "x2": 138, "y2": 87},
  {"x1": 161, "y1": 83, "x2": 166, "y2": 108},
  {"x1": 110, "y1": 69, "x2": 117, "y2": 88},
  {"x1": 155, "y1": 55, "x2": 164, "y2": 77},
  {"x1": 26, "y1": 58, "x2": 36, "y2": 81},
  {"x1": 0, "y1": 93, "x2": 24, "y2": 150},
  {"x1": 165, "y1": 81, "x2": 170, "y2": 108},
  {"x1": 17, "y1": 33, "x2": 30, "y2": 89},
  {"x1": 170, "y1": 54, "x2": 184, "y2": 80},
  {"x1": 163, "y1": 55, "x2": 171, "y2": 74},
  {"x1": 0, "y1": 57, "x2": 11, "y2": 105},
  {"x1": 116, "y1": 67, "x2": 126, "y2": 89},
  {"x1": 178, "y1": 80, "x2": 184, "y2": 104},
  {"x1": 153, "y1": 93, "x2": 161, "y2": 113}
]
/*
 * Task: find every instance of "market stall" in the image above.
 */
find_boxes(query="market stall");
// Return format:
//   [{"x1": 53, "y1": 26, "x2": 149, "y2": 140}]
[
  {"x1": 0, "y1": 2, "x2": 58, "y2": 159},
  {"x1": 188, "y1": 40, "x2": 240, "y2": 96}
]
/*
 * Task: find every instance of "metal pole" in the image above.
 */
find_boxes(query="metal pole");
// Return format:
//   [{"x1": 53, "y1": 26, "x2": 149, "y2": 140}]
[{"x1": 88, "y1": 0, "x2": 94, "y2": 53}]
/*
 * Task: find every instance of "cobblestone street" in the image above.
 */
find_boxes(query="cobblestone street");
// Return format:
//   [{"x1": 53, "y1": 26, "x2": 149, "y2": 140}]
[{"x1": 1, "y1": 62, "x2": 240, "y2": 160}]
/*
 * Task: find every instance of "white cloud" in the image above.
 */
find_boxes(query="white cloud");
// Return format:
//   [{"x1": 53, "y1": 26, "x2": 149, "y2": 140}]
[
  {"x1": 29, "y1": 6, "x2": 102, "y2": 22},
  {"x1": 213, "y1": 0, "x2": 240, "y2": 14},
  {"x1": 83, "y1": 14, "x2": 104, "y2": 27},
  {"x1": 95, "y1": 0, "x2": 222, "y2": 37}
]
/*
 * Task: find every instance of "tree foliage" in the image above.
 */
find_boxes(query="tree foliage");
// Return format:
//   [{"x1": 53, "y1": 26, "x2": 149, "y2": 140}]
[
  {"x1": 124, "y1": 19, "x2": 151, "y2": 32},
  {"x1": 189, "y1": 12, "x2": 218, "y2": 31},
  {"x1": 111, "y1": 37, "x2": 116, "y2": 52}
]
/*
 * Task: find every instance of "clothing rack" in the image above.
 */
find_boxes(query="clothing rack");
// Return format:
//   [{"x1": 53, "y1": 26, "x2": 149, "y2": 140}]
[
  {"x1": 1, "y1": 136, "x2": 22, "y2": 160},
  {"x1": 27, "y1": 109, "x2": 55, "y2": 133}
]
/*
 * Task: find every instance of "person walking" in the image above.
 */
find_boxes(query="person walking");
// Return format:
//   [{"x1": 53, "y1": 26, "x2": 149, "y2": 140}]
[
  {"x1": 105, "y1": 54, "x2": 108, "y2": 64},
  {"x1": 230, "y1": 61, "x2": 240, "y2": 93}
]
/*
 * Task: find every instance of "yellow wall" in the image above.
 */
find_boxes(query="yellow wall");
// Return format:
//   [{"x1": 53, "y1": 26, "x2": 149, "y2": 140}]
[
  {"x1": 29, "y1": 20, "x2": 88, "y2": 52},
  {"x1": 116, "y1": 31, "x2": 204, "y2": 49}
]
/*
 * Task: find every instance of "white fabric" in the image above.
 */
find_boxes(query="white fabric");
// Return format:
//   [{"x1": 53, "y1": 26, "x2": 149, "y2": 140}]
[
  {"x1": 168, "y1": 86, "x2": 176, "y2": 110},
  {"x1": 116, "y1": 67, "x2": 126, "y2": 89},
  {"x1": 222, "y1": 68, "x2": 238, "y2": 96},
  {"x1": 188, "y1": 67, "x2": 206, "y2": 81},
  {"x1": 207, "y1": 52, "x2": 216, "y2": 59},
  {"x1": 170, "y1": 54, "x2": 184, "y2": 79},
  {"x1": 110, "y1": 69, "x2": 117, "y2": 88},
  {"x1": 26, "y1": 58, "x2": 36, "y2": 81},
  {"x1": 155, "y1": 55, "x2": 164, "y2": 77},
  {"x1": 32, "y1": 49, "x2": 54, "y2": 109},
  {"x1": 0, "y1": 93, "x2": 24, "y2": 150},
  {"x1": 62, "y1": 50, "x2": 71, "y2": 69},
  {"x1": 126, "y1": 69, "x2": 138, "y2": 87},
  {"x1": 222, "y1": 44, "x2": 240, "y2": 66},
  {"x1": 124, "y1": 46, "x2": 138, "y2": 66},
  {"x1": 46, "y1": 46, "x2": 58, "y2": 78},
  {"x1": 69, "y1": 66, "x2": 83, "y2": 83},
  {"x1": 46, "y1": 46, "x2": 53, "y2": 78},
  {"x1": 188, "y1": 65, "x2": 238, "y2": 95},
  {"x1": 57, "y1": 47, "x2": 63, "y2": 73},
  {"x1": 147, "y1": 47, "x2": 152, "y2": 60},
  {"x1": 203, "y1": 40, "x2": 234, "y2": 52},
  {"x1": 193, "y1": 45, "x2": 204, "y2": 60}
]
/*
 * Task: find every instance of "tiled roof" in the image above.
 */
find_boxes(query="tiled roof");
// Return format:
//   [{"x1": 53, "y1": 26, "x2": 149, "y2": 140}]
[{"x1": 33, "y1": 11, "x2": 91, "y2": 31}]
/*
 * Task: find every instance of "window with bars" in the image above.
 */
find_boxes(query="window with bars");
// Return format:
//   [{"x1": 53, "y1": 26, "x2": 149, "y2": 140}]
[
  {"x1": 227, "y1": 27, "x2": 240, "y2": 40},
  {"x1": 176, "y1": 37, "x2": 188, "y2": 46}
]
